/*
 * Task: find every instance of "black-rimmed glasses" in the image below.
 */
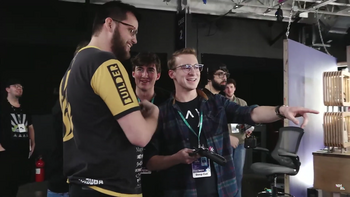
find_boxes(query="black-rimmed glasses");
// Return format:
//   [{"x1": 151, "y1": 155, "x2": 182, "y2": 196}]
[
  {"x1": 111, "y1": 19, "x2": 138, "y2": 36},
  {"x1": 214, "y1": 71, "x2": 230, "y2": 78}
]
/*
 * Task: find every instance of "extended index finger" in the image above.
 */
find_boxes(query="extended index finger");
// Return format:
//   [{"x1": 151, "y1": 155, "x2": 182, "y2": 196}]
[{"x1": 300, "y1": 108, "x2": 319, "y2": 114}]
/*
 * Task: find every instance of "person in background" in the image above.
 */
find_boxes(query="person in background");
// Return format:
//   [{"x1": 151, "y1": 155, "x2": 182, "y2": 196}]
[
  {"x1": 131, "y1": 52, "x2": 171, "y2": 197},
  {"x1": 0, "y1": 79, "x2": 35, "y2": 197},
  {"x1": 224, "y1": 78, "x2": 254, "y2": 197},
  {"x1": 46, "y1": 40, "x2": 89, "y2": 197},
  {"x1": 202, "y1": 62, "x2": 239, "y2": 151}
]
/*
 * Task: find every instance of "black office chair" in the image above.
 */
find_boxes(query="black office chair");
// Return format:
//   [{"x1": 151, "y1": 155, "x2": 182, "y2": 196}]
[{"x1": 250, "y1": 126, "x2": 304, "y2": 197}]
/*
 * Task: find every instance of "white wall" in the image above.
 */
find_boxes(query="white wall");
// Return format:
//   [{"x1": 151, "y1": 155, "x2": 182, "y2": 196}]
[{"x1": 286, "y1": 39, "x2": 338, "y2": 197}]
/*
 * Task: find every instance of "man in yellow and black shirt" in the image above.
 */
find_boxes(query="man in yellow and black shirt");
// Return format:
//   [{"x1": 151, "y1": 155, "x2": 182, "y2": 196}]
[{"x1": 59, "y1": 2, "x2": 159, "y2": 197}]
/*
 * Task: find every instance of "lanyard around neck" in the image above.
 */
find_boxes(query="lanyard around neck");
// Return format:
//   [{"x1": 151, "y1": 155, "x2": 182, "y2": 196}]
[
  {"x1": 137, "y1": 97, "x2": 154, "y2": 104},
  {"x1": 177, "y1": 111, "x2": 203, "y2": 148}
]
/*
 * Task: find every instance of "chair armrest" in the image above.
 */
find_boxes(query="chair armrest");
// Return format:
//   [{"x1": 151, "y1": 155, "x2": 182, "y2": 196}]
[
  {"x1": 278, "y1": 150, "x2": 297, "y2": 158},
  {"x1": 278, "y1": 150, "x2": 301, "y2": 172},
  {"x1": 253, "y1": 147, "x2": 269, "y2": 153}
]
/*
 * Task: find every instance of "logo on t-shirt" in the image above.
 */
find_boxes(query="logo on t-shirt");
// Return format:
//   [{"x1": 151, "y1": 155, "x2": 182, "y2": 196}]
[
  {"x1": 135, "y1": 146, "x2": 143, "y2": 188},
  {"x1": 79, "y1": 178, "x2": 104, "y2": 185},
  {"x1": 185, "y1": 108, "x2": 199, "y2": 119},
  {"x1": 107, "y1": 64, "x2": 134, "y2": 106},
  {"x1": 11, "y1": 113, "x2": 28, "y2": 139},
  {"x1": 185, "y1": 108, "x2": 200, "y2": 127}
]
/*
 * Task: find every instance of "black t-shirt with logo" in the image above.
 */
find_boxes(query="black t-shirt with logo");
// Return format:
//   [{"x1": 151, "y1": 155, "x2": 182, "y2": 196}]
[
  {"x1": 176, "y1": 97, "x2": 219, "y2": 197},
  {"x1": 59, "y1": 46, "x2": 142, "y2": 196},
  {"x1": 0, "y1": 100, "x2": 32, "y2": 158},
  {"x1": 140, "y1": 87, "x2": 171, "y2": 197}
]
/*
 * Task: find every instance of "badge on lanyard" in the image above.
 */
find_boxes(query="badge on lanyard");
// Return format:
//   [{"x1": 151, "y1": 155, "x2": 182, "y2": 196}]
[
  {"x1": 229, "y1": 123, "x2": 240, "y2": 134},
  {"x1": 141, "y1": 167, "x2": 152, "y2": 175},
  {"x1": 192, "y1": 157, "x2": 211, "y2": 178},
  {"x1": 177, "y1": 110, "x2": 211, "y2": 178}
]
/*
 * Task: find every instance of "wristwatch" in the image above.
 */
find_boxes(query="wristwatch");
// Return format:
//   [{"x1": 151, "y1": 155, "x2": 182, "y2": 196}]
[{"x1": 275, "y1": 105, "x2": 286, "y2": 119}]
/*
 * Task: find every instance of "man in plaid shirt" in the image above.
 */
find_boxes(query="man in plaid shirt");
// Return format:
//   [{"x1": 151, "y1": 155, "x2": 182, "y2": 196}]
[{"x1": 143, "y1": 48, "x2": 318, "y2": 197}]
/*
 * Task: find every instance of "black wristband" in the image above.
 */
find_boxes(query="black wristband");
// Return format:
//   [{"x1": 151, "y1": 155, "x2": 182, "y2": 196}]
[{"x1": 275, "y1": 105, "x2": 286, "y2": 119}]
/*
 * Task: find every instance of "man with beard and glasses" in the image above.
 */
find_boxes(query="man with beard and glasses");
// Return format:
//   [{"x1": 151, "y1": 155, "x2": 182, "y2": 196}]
[
  {"x1": 202, "y1": 62, "x2": 240, "y2": 152},
  {"x1": 203, "y1": 62, "x2": 229, "y2": 97},
  {"x1": 0, "y1": 79, "x2": 35, "y2": 197},
  {"x1": 131, "y1": 52, "x2": 171, "y2": 197},
  {"x1": 144, "y1": 48, "x2": 319, "y2": 197},
  {"x1": 59, "y1": 2, "x2": 159, "y2": 197}
]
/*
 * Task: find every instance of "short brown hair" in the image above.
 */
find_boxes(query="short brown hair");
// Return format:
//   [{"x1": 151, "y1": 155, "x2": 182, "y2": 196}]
[
  {"x1": 226, "y1": 78, "x2": 237, "y2": 87},
  {"x1": 131, "y1": 52, "x2": 161, "y2": 73},
  {"x1": 92, "y1": 1, "x2": 141, "y2": 36},
  {"x1": 167, "y1": 48, "x2": 197, "y2": 70}
]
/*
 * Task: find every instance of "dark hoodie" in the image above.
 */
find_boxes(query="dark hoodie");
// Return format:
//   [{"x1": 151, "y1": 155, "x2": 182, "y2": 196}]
[{"x1": 46, "y1": 99, "x2": 69, "y2": 193}]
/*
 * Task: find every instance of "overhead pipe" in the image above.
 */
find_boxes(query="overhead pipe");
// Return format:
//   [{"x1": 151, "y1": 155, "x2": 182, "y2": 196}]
[{"x1": 237, "y1": 2, "x2": 350, "y2": 16}]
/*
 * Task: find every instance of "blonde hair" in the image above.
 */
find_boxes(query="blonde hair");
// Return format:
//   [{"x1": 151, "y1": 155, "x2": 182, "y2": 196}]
[{"x1": 167, "y1": 48, "x2": 197, "y2": 70}]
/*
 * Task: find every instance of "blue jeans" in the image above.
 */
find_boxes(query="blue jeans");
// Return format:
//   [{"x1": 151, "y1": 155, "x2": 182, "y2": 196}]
[
  {"x1": 233, "y1": 144, "x2": 246, "y2": 197},
  {"x1": 47, "y1": 190, "x2": 69, "y2": 197}
]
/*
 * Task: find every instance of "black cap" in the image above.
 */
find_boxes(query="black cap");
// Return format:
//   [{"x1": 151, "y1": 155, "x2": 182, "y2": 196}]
[
  {"x1": 4, "y1": 78, "x2": 22, "y2": 88},
  {"x1": 206, "y1": 61, "x2": 228, "y2": 80}
]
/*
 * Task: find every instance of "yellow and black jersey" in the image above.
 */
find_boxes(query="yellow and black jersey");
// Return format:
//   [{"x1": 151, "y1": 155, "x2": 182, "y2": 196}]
[{"x1": 59, "y1": 46, "x2": 142, "y2": 197}]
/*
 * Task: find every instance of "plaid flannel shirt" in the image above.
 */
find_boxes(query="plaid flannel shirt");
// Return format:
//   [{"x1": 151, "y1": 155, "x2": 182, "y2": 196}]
[{"x1": 144, "y1": 90, "x2": 258, "y2": 197}]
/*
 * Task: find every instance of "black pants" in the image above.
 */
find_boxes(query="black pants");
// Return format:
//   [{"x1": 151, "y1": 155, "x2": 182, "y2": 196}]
[
  {"x1": 141, "y1": 172, "x2": 163, "y2": 197},
  {"x1": 69, "y1": 184, "x2": 115, "y2": 197},
  {"x1": 0, "y1": 151, "x2": 29, "y2": 197}
]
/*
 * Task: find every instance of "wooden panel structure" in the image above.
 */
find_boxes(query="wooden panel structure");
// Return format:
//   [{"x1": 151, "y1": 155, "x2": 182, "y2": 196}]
[
  {"x1": 323, "y1": 112, "x2": 350, "y2": 149},
  {"x1": 283, "y1": 39, "x2": 290, "y2": 194},
  {"x1": 313, "y1": 49, "x2": 350, "y2": 196},
  {"x1": 323, "y1": 71, "x2": 350, "y2": 107},
  {"x1": 347, "y1": 46, "x2": 350, "y2": 71},
  {"x1": 322, "y1": 71, "x2": 350, "y2": 152}
]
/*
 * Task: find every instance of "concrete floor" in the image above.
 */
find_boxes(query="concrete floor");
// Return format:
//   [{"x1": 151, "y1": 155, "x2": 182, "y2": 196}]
[
  {"x1": 17, "y1": 174, "x2": 271, "y2": 197},
  {"x1": 17, "y1": 177, "x2": 350, "y2": 197}
]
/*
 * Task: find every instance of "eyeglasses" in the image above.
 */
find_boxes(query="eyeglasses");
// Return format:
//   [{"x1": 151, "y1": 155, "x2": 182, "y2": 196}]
[
  {"x1": 11, "y1": 84, "x2": 23, "y2": 89},
  {"x1": 111, "y1": 19, "x2": 138, "y2": 37},
  {"x1": 174, "y1": 64, "x2": 204, "y2": 73},
  {"x1": 214, "y1": 71, "x2": 230, "y2": 78}
]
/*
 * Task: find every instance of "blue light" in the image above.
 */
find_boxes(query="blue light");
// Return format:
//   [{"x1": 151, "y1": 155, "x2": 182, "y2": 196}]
[{"x1": 203, "y1": 0, "x2": 207, "y2": 4}]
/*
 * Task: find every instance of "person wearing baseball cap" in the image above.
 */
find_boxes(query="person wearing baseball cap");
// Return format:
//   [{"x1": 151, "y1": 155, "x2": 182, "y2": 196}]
[
  {"x1": 203, "y1": 61, "x2": 230, "y2": 96},
  {"x1": 0, "y1": 78, "x2": 35, "y2": 197}
]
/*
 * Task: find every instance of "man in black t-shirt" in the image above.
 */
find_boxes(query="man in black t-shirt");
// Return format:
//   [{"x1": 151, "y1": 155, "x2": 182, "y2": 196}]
[
  {"x1": 0, "y1": 79, "x2": 35, "y2": 197},
  {"x1": 131, "y1": 52, "x2": 171, "y2": 197},
  {"x1": 175, "y1": 97, "x2": 219, "y2": 197},
  {"x1": 59, "y1": 2, "x2": 159, "y2": 197}
]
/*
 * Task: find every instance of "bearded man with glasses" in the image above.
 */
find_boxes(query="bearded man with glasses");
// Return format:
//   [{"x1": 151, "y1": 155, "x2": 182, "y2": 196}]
[
  {"x1": 143, "y1": 48, "x2": 318, "y2": 197},
  {"x1": 202, "y1": 62, "x2": 240, "y2": 159},
  {"x1": 203, "y1": 62, "x2": 230, "y2": 96},
  {"x1": 59, "y1": 2, "x2": 159, "y2": 197}
]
